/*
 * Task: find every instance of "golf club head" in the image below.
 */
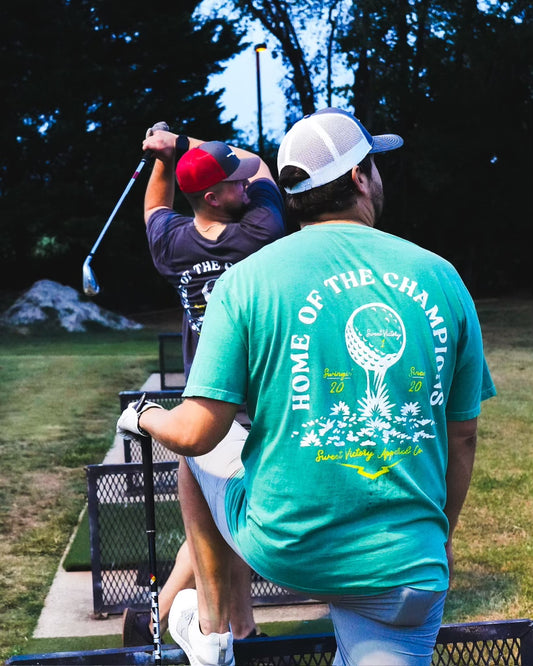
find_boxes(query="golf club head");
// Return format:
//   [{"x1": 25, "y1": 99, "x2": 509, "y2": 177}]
[{"x1": 82, "y1": 255, "x2": 100, "y2": 296}]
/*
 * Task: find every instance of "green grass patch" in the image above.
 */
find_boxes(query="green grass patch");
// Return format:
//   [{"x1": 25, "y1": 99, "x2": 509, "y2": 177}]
[
  {"x1": 21, "y1": 635, "x2": 125, "y2": 655},
  {"x1": 0, "y1": 325, "x2": 165, "y2": 662}
]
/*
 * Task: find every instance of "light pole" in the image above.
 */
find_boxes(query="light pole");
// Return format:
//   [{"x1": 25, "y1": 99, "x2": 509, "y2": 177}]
[{"x1": 254, "y1": 43, "x2": 267, "y2": 155}]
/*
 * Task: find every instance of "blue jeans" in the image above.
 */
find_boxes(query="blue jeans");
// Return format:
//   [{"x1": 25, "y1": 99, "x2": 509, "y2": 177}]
[{"x1": 329, "y1": 586, "x2": 446, "y2": 666}]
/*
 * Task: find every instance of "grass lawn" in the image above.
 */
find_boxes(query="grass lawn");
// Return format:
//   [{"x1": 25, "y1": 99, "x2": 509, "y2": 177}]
[
  {"x1": 443, "y1": 299, "x2": 533, "y2": 623},
  {"x1": 0, "y1": 315, "x2": 169, "y2": 663},
  {"x1": 0, "y1": 300, "x2": 532, "y2": 662}
]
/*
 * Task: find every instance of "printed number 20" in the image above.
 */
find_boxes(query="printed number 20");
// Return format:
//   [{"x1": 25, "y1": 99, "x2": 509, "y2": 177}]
[
  {"x1": 409, "y1": 380, "x2": 423, "y2": 392},
  {"x1": 330, "y1": 381, "x2": 344, "y2": 394}
]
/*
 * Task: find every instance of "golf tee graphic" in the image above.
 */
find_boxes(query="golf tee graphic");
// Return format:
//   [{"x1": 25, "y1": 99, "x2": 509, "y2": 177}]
[{"x1": 295, "y1": 301, "x2": 435, "y2": 479}]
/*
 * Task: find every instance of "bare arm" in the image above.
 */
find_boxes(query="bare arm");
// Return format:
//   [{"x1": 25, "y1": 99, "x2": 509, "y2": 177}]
[
  {"x1": 142, "y1": 131, "x2": 203, "y2": 223},
  {"x1": 229, "y1": 145, "x2": 275, "y2": 184},
  {"x1": 138, "y1": 396, "x2": 239, "y2": 456},
  {"x1": 445, "y1": 417, "x2": 478, "y2": 578}
]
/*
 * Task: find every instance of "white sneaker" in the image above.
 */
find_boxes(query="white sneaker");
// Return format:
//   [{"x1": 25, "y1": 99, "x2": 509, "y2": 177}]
[{"x1": 168, "y1": 589, "x2": 235, "y2": 666}]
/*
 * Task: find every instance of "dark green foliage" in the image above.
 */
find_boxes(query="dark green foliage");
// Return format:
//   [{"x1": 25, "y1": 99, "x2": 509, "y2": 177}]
[
  {"x1": 0, "y1": 1, "x2": 244, "y2": 309},
  {"x1": 1, "y1": 1, "x2": 531, "y2": 306},
  {"x1": 336, "y1": 0, "x2": 533, "y2": 295}
]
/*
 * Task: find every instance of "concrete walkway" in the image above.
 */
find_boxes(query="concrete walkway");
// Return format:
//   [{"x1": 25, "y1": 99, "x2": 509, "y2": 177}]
[{"x1": 33, "y1": 374, "x2": 330, "y2": 640}]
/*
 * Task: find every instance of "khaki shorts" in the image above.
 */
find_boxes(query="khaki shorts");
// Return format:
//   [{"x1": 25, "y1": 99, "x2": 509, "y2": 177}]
[{"x1": 184, "y1": 419, "x2": 247, "y2": 555}]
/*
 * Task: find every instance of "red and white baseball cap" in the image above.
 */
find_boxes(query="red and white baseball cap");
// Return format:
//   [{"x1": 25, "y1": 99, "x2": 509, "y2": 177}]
[
  {"x1": 277, "y1": 108, "x2": 404, "y2": 194},
  {"x1": 176, "y1": 141, "x2": 260, "y2": 193}
]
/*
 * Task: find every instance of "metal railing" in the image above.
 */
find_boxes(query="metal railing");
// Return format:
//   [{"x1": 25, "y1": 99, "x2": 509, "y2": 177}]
[{"x1": 7, "y1": 620, "x2": 533, "y2": 664}]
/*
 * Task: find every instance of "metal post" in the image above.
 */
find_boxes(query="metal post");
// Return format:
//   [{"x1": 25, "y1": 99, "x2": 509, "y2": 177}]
[
  {"x1": 140, "y1": 434, "x2": 162, "y2": 666},
  {"x1": 255, "y1": 43, "x2": 267, "y2": 155}
]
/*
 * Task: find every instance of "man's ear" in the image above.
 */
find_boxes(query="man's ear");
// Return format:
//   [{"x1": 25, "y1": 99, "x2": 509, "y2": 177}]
[
  {"x1": 351, "y1": 165, "x2": 367, "y2": 194},
  {"x1": 204, "y1": 191, "x2": 219, "y2": 207}
]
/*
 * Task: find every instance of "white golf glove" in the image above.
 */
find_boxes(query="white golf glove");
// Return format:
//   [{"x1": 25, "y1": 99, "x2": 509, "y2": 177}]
[{"x1": 116, "y1": 400, "x2": 163, "y2": 441}]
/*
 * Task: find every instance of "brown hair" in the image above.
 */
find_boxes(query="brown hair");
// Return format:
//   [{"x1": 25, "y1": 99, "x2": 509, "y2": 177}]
[{"x1": 279, "y1": 155, "x2": 373, "y2": 226}]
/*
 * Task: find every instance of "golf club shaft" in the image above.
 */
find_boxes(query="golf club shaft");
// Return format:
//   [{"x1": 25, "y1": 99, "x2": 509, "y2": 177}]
[
  {"x1": 133, "y1": 394, "x2": 162, "y2": 665},
  {"x1": 82, "y1": 121, "x2": 169, "y2": 296},
  {"x1": 87, "y1": 152, "x2": 152, "y2": 258},
  {"x1": 140, "y1": 433, "x2": 162, "y2": 665}
]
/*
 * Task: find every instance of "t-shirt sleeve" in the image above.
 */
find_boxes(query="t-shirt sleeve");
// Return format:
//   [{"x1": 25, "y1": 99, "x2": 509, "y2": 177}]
[
  {"x1": 183, "y1": 274, "x2": 248, "y2": 405},
  {"x1": 146, "y1": 208, "x2": 189, "y2": 267},
  {"x1": 445, "y1": 293, "x2": 496, "y2": 420},
  {"x1": 239, "y1": 180, "x2": 285, "y2": 241}
]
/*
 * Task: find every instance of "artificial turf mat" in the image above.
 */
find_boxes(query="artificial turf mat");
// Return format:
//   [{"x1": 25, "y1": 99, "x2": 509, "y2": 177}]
[
  {"x1": 62, "y1": 501, "x2": 185, "y2": 572},
  {"x1": 63, "y1": 508, "x2": 91, "y2": 571}
]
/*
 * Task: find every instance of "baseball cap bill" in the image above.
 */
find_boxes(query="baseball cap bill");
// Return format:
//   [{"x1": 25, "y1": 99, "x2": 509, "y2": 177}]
[
  {"x1": 277, "y1": 108, "x2": 404, "y2": 194},
  {"x1": 176, "y1": 141, "x2": 260, "y2": 193}
]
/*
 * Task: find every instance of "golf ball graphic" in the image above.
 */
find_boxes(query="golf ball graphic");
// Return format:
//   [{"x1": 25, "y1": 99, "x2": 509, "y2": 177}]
[
  {"x1": 345, "y1": 303, "x2": 406, "y2": 375},
  {"x1": 202, "y1": 278, "x2": 218, "y2": 302}
]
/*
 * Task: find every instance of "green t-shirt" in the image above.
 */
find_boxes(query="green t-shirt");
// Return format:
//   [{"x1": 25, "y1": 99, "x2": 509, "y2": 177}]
[{"x1": 184, "y1": 224, "x2": 496, "y2": 596}]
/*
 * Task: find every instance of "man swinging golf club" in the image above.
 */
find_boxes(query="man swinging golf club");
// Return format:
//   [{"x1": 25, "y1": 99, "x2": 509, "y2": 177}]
[{"x1": 122, "y1": 124, "x2": 285, "y2": 648}]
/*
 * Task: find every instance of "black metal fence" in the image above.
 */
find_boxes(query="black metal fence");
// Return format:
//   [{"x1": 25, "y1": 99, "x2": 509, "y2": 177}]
[
  {"x1": 432, "y1": 619, "x2": 533, "y2": 665},
  {"x1": 7, "y1": 620, "x2": 533, "y2": 665},
  {"x1": 86, "y1": 461, "x2": 311, "y2": 615},
  {"x1": 119, "y1": 390, "x2": 186, "y2": 413},
  {"x1": 86, "y1": 461, "x2": 182, "y2": 615},
  {"x1": 241, "y1": 622, "x2": 533, "y2": 666},
  {"x1": 158, "y1": 333, "x2": 183, "y2": 389},
  {"x1": 119, "y1": 390, "x2": 185, "y2": 463},
  {"x1": 118, "y1": 389, "x2": 252, "y2": 464}
]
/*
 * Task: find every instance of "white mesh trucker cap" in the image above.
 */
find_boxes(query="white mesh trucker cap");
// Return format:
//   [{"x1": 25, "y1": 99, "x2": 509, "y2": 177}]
[{"x1": 277, "y1": 108, "x2": 404, "y2": 194}]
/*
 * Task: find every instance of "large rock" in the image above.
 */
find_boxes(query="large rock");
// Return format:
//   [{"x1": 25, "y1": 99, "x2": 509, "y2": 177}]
[{"x1": 0, "y1": 280, "x2": 142, "y2": 333}]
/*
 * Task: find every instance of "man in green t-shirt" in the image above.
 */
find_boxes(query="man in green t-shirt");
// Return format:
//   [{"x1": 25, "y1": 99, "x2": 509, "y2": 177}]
[{"x1": 118, "y1": 108, "x2": 496, "y2": 666}]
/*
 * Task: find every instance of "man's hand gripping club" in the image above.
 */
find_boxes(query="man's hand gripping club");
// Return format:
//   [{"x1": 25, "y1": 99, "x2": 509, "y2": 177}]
[{"x1": 117, "y1": 393, "x2": 163, "y2": 443}]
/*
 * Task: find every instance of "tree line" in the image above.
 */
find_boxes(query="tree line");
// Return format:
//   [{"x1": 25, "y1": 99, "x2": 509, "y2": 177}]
[{"x1": 1, "y1": 0, "x2": 531, "y2": 313}]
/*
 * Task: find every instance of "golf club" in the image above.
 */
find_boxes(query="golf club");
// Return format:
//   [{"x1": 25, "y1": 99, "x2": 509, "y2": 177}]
[
  {"x1": 82, "y1": 121, "x2": 169, "y2": 296},
  {"x1": 134, "y1": 393, "x2": 163, "y2": 665}
]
